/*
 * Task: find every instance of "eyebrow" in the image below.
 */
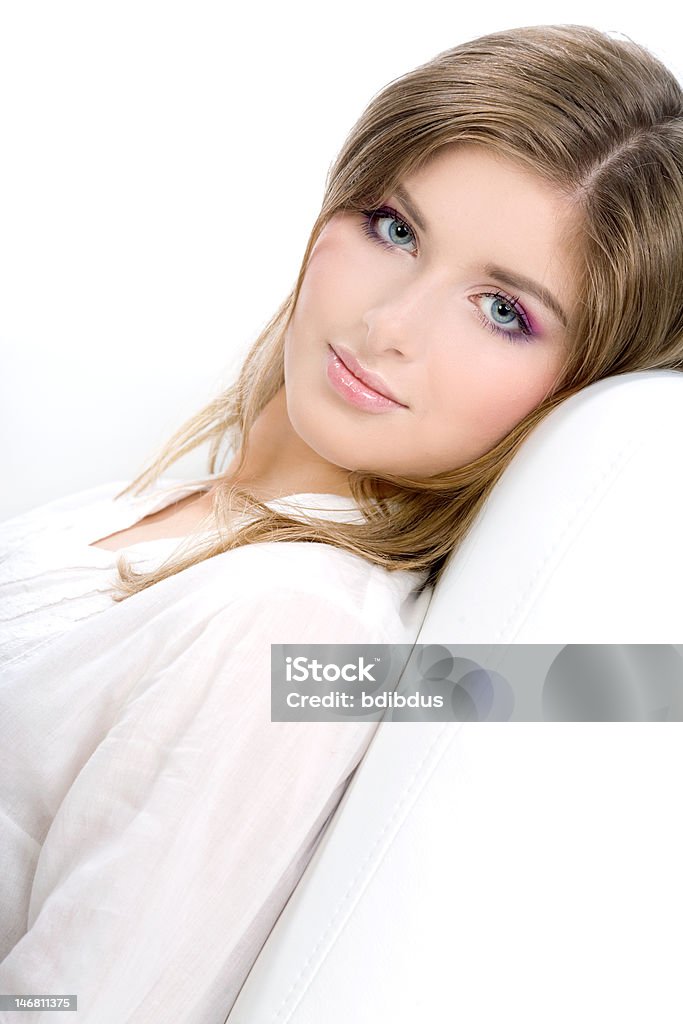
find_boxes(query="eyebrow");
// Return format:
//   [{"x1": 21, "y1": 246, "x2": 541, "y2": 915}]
[{"x1": 393, "y1": 184, "x2": 569, "y2": 328}]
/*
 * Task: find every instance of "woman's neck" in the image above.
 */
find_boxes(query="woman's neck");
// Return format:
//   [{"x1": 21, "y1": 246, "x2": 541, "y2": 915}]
[{"x1": 220, "y1": 386, "x2": 354, "y2": 502}]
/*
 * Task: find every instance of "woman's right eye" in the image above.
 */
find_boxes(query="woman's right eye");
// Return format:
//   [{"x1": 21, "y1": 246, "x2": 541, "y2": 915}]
[{"x1": 360, "y1": 207, "x2": 418, "y2": 253}]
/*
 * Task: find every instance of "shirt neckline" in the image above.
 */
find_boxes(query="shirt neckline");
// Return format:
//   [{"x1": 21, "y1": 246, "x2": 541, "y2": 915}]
[{"x1": 80, "y1": 476, "x2": 364, "y2": 557}]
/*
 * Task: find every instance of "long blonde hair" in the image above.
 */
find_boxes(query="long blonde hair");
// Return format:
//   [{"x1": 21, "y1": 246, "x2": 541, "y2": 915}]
[{"x1": 111, "y1": 23, "x2": 683, "y2": 603}]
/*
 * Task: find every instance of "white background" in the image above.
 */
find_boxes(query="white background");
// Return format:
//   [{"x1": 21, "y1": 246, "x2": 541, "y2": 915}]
[{"x1": 1, "y1": 1, "x2": 680, "y2": 520}]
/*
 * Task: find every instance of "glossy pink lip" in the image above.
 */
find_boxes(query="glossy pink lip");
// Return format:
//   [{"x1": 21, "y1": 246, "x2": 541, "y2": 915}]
[
  {"x1": 326, "y1": 346, "x2": 408, "y2": 414},
  {"x1": 330, "y1": 344, "x2": 407, "y2": 406}
]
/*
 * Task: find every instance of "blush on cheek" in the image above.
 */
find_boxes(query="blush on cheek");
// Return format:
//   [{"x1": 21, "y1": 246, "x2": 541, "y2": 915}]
[{"x1": 453, "y1": 386, "x2": 533, "y2": 453}]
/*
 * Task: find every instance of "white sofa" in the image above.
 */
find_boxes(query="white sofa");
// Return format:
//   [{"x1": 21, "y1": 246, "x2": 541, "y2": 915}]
[{"x1": 226, "y1": 370, "x2": 683, "y2": 1023}]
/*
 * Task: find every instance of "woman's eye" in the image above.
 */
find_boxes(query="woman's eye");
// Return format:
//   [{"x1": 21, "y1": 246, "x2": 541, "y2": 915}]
[
  {"x1": 481, "y1": 294, "x2": 520, "y2": 327},
  {"x1": 361, "y1": 208, "x2": 417, "y2": 252},
  {"x1": 472, "y1": 292, "x2": 534, "y2": 343}
]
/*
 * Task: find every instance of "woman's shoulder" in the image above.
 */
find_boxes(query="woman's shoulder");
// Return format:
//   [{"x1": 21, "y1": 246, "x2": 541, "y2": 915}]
[
  {"x1": 212, "y1": 535, "x2": 416, "y2": 593},
  {"x1": 163, "y1": 485, "x2": 432, "y2": 640},
  {"x1": 169, "y1": 538, "x2": 431, "y2": 645}
]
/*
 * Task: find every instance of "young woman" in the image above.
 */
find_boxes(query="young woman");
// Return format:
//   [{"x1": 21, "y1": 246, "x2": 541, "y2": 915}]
[{"x1": 1, "y1": 22, "x2": 682, "y2": 1023}]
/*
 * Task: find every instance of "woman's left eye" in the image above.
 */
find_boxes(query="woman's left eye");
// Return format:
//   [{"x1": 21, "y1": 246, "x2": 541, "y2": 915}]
[
  {"x1": 360, "y1": 206, "x2": 417, "y2": 252},
  {"x1": 471, "y1": 293, "x2": 535, "y2": 343}
]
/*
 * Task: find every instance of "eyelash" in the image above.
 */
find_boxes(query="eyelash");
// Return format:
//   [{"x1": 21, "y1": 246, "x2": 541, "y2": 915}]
[{"x1": 359, "y1": 205, "x2": 535, "y2": 344}]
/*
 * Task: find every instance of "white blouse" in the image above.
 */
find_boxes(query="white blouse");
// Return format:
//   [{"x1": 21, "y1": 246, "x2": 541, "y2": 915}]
[{"x1": 0, "y1": 475, "x2": 431, "y2": 1023}]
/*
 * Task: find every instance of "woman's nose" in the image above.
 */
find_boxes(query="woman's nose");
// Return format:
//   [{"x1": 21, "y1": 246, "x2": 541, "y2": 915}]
[{"x1": 361, "y1": 274, "x2": 442, "y2": 356}]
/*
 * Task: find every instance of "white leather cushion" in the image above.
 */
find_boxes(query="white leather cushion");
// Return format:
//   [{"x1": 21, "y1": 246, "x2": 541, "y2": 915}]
[
  {"x1": 420, "y1": 369, "x2": 683, "y2": 643},
  {"x1": 226, "y1": 722, "x2": 682, "y2": 1023}
]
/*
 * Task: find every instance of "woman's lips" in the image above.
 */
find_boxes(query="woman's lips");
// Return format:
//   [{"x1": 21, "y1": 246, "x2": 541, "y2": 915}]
[{"x1": 326, "y1": 345, "x2": 407, "y2": 413}]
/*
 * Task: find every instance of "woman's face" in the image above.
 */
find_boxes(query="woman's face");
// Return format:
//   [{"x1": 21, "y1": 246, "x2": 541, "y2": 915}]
[{"x1": 283, "y1": 142, "x2": 579, "y2": 479}]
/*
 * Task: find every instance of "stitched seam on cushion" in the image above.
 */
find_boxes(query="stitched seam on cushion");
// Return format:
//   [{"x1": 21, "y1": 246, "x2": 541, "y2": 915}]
[{"x1": 495, "y1": 438, "x2": 639, "y2": 643}]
